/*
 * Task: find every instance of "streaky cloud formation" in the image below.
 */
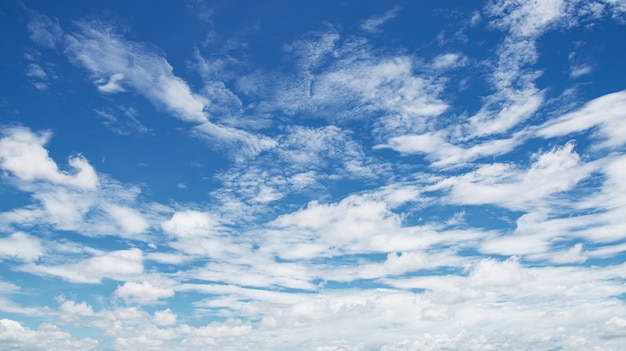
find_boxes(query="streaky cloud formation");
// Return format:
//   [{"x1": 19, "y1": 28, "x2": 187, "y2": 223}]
[
  {"x1": 65, "y1": 21, "x2": 209, "y2": 124},
  {"x1": 1, "y1": 0, "x2": 626, "y2": 350}
]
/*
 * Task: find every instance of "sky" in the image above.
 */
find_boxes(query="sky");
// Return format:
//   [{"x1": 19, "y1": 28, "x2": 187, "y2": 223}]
[{"x1": 1, "y1": 0, "x2": 626, "y2": 350}]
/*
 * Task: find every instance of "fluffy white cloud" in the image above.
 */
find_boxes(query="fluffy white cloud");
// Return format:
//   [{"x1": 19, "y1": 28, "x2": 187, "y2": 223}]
[
  {"x1": 162, "y1": 210, "x2": 220, "y2": 238},
  {"x1": 192, "y1": 122, "x2": 276, "y2": 161},
  {"x1": 0, "y1": 232, "x2": 43, "y2": 262},
  {"x1": 3, "y1": 2, "x2": 626, "y2": 351},
  {"x1": 115, "y1": 280, "x2": 175, "y2": 304},
  {"x1": 153, "y1": 308, "x2": 177, "y2": 326},
  {"x1": 0, "y1": 127, "x2": 98, "y2": 190},
  {"x1": 58, "y1": 299, "x2": 95, "y2": 321},
  {"x1": 268, "y1": 194, "x2": 402, "y2": 258},
  {"x1": 105, "y1": 204, "x2": 149, "y2": 236},
  {"x1": 0, "y1": 319, "x2": 98, "y2": 350},
  {"x1": 95, "y1": 72, "x2": 125, "y2": 93}
]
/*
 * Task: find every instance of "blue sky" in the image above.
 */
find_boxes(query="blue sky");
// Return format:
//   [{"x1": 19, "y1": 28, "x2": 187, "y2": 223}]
[{"x1": 1, "y1": 0, "x2": 626, "y2": 349}]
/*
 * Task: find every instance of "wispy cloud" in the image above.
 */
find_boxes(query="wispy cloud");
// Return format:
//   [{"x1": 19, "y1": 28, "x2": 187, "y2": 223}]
[
  {"x1": 26, "y1": 10, "x2": 63, "y2": 49},
  {"x1": 361, "y1": 5, "x2": 403, "y2": 33},
  {"x1": 65, "y1": 21, "x2": 209, "y2": 124},
  {"x1": 3, "y1": 1, "x2": 626, "y2": 350},
  {"x1": 93, "y1": 106, "x2": 150, "y2": 135}
]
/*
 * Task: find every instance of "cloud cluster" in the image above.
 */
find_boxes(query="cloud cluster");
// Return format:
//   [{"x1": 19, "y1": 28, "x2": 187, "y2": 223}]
[{"x1": 2, "y1": 1, "x2": 626, "y2": 350}]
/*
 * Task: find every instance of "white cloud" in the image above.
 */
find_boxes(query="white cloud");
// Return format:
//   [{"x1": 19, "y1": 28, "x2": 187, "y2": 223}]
[
  {"x1": 0, "y1": 319, "x2": 98, "y2": 351},
  {"x1": 461, "y1": 0, "x2": 571, "y2": 139},
  {"x1": 22, "y1": 248, "x2": 143, "y2": 283},
  {"x1": 487, "y1": 0, "x2": 565, "y2": 37},
  {"x1": 570, "y1": 64, "x2": 592, "y2": 79},
  {"x1": 550, "y1": 243, "x2": 587, "y2": 263},
  {"x1": 26, "y1": 11, "x2": 63, "y2": 49},
  {"x1": 536, "y1": 90, "x2": 626, "y2": 148},
  {"x1": 58, "y1": 299, "x2": 95, "y2": 321},
  {"x1": 467, "y1": 257, "x2": 525, "y2": 287},
  {"x1": 265, "y1": 34, "x2": 448, "y2": 127},
  {"x1": 95, "y1": 72, "x2": 126, "y2": 93},
  {"x1": 65, "y1": 21, "x2": 208, "y2": 123},
  {"x1": 145, "y1": 252, "x2": 191, "y2": 265},
  {"x1": 104, "y1": 204, "x2": 149, "y2": 236},
  {"x1": 269, "y1": 194, "x2": 401, "y2": 258},
  {"x1": 0, "y1": 282, "x2": 20, "y2": 294},
  {"x1": 25, "y1": 63, "x2": 48, "y2": 80},
  {"x1": 161, "y1": 210, "x2": 220, "y2": 238},
  {"x1": 440, "y1": 142, "x2": 597, "y2": 210},
  {"x1": 468, "y1": 86, "x2": 544, "y2": 137},
  {"x1": 175, "y1": 260, "x2": 626, "y2": 349},
  {"x1": 361, "y1": 6, "x2": 402, "y2": 33},
  {"x1": 0, "y1": 126, "x2": 169, "y2": 239},
  {"x1": 115, "y1": 280, "x2": 175, "y2": 304},
  {"x1": 0, "y1": 127, "x2": 99, "y2": 190},
  {"x1": 604, "y1": 317, "x2": 626, "y2": 339},
  {"x1": 192, "y1": 122, "x2": 276, "y2": 161},
  {"x1": 430, "y1": 53, "x2": 467, "y2": 70},
  {"x1": 153, "y1": 308, "x2": 177, "y2": 326},
  {"x1": 0, "y1": 232, "x2": 43, "y2": 262},
  {"x1": 3, "y1": 3, "x2": 626, "y2": 351},
  {"x1": 377, "y1": 131, "x2": 526, "y2": 167},
  {"x1": 207, "y1": 124, "x2": 386, "y2": 214}
]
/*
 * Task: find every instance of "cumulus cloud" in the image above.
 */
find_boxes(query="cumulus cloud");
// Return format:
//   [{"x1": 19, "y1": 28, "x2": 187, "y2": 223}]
[
  {"x1": 0, "y1": 319, "x2": 98, "y2": 350},
  {"x1": 162, "y1": 210, "x2": 220, "y2": 238},
  {"x1": 269, "y1": 194, "x2": 402, "y2": 258},
  {"x1": 58, "y1": 299, "x2": 95, "y2": 321},
  {"x1": 0, "y1": 127, "x2": 99, "y2": 190},
  {"x1": 115, "y1": 280, "x2": 175, "y2": 304},
  {"x1": 3, "y1": 2, "x2": 626, "y2": 350},
  {"x1": 104, "y1": 204, "x2": 150, "y2": 236},
  {"x1": 153, "y1": 308, "x2": 177, "y2": 326},
  {"x1": 0, "y1": 232, "x2": 43, "y2": 262}
]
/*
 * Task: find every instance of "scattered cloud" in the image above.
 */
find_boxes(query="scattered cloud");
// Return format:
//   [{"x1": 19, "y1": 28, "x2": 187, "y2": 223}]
[
  {"x1": 26, "y1": 10, "x2": 63, "y2": 49},
  {"x1": 0, "y1": 232, "x2": 43, "y2": 262},
  {"x1": 361, "y1": 5, "x2": 403, "y2": 33},
  {"x1": 0, "y1": 319, "x2": 98, "y2": 350},
  {"x1": 0, "y1": 127, "x2": 98, "y2": 190},
  {"x1": 2, "y1": 1, "x2": 626, "y2": 350},
  {"x1": 114, "y1": 280, "x2": 175, "y2": 304}
]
